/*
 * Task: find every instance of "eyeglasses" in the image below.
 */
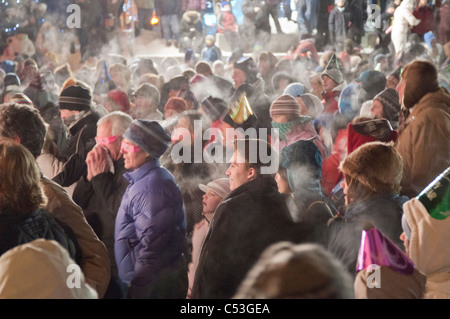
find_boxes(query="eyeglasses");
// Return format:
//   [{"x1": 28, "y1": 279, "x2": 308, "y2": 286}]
[
  {"x1": 121, "y1": 140, "x2": 142, "y2": 153},
  {"x1": 95, "y1": 136, "x2": 120, "y2": 146}
]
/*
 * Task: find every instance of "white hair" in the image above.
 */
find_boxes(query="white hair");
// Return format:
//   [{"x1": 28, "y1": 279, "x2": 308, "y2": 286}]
[{"x1": 97, "y1": 111, "x2": 133, "y2": 136}]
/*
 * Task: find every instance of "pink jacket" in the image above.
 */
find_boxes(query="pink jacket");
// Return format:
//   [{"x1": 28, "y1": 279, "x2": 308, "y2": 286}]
[{"x1": 182, "y1": 0, "x2": 206, "y2": 11}]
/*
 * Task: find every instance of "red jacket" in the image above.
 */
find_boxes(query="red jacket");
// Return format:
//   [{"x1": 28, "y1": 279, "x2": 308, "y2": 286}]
[
  {"x1": 412, "y1": 5, "x2": 436, "y2": 36},
  {"x1": 322, "y1": 90, "x2": 341, "y2": 114}
]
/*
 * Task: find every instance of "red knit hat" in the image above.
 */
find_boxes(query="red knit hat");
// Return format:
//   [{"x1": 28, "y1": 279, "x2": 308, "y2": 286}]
[
  {"x1": 165, "y1": 97, "x2": 188, "y2": 114},
  {"x1": 107, "y1": 90, "x2": 130, "y2": 113}
]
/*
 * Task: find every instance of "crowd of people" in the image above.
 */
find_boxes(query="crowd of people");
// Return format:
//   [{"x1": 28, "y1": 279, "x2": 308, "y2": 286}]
[{"x1": 0, "y1": 0, "x2": 447, "y2": 300}]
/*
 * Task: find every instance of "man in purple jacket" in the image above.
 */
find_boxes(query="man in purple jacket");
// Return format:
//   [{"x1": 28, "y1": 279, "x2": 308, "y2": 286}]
[{"x1": 115, "y1": 119, "x2": 188, "y2": 299}]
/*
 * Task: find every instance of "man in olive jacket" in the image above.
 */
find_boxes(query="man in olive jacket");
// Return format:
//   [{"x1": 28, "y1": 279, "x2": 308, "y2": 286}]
[{"x1": 191, "y1": 138, "x2": 293, "y2": 299}]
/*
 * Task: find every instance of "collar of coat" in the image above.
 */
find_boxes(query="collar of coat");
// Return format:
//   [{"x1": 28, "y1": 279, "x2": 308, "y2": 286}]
[
  {"x1": 226, "y1": 174, "x2": 279, "y2": 200},
  {"x1": 123, "y1": 159, "x2": 161, "y2": 185}
]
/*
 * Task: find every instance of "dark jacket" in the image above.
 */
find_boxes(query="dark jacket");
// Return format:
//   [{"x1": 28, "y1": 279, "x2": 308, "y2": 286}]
[
  {"x1": 328, "y1": 6, "x2": 348, "y2": 43},
  {"x1": 327, "y1": 193, "x2": 408, "y2": 277},
  {"x1": 53, "y1": 109, "x2": 101, "y2": 187},
  {"x1": 72, "y1": 158, "x2": 129, "y2": 279},
  {"x1": 155, "y1": 0, "x2": 182, "y2": 16},
  {"x1": 242, "y1": 0, "x2": 271, "y2": 32},
  {"x1": 0, "y1": 208, "x2": 81, "y2": 264},
  {"x1": 191, "y1": 175, "x2": 294, "y2": 299}
]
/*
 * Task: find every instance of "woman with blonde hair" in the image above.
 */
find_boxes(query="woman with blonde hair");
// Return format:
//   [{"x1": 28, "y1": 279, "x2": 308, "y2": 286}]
[{"x1": 0, "y1": 139, "x2": 80, "y2": 263}]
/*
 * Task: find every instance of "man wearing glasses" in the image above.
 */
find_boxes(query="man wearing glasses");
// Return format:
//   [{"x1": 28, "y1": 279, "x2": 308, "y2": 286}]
[{"x1": 72, "y1": 111, "x2": 133, "y2": 299}]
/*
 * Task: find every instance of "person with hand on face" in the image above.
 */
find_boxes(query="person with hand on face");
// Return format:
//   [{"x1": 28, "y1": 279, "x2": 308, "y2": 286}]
[
  {"x1": 72, "y1": 111, "x2": 133, "y2": 299},
  {"x1": 186, "y1": 178, "x2": 231, "y2": 299},
  {"x1": 115, "y1": 120, "x2": 188, "y2": 299},
  {"x1": 0, "y1": 102, "x2": 110, "y2": 298}
]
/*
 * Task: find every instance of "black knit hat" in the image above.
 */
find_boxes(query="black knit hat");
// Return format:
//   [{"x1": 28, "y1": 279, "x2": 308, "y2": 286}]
[
  {"x1": 202, "y1": 97, "x2": 229, "y2": 122},
  {"x1": 233, "y1": 57, "x2": 258, "y2": 84},
  {"x1": 59, "y1": 85, "x2": 92, "y2": 111}
]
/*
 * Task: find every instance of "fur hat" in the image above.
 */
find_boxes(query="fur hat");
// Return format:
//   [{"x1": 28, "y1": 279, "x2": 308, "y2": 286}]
[
  {"x1": 340, "y1": 141, "x2": 403, "y2": 194},
  {"x1": 59, "y1": 85, "x2": 92, "y2": 111},
  {"x1": 402, "y1": 60, "x2": 439, "y2": 109},
  {"x1": 123, "y1": 119, "x2": 171, "y2": 158},
  {"x1": 270, "y1": 94, "x2": 301, "y2": 118},
  {"x1": 374, "y1": 88, "x2": 401, "y2": 123}
]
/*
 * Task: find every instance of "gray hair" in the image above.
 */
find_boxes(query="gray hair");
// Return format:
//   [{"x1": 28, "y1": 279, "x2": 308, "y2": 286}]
[{"x1": 97, "y1": 111, "x2": 133, "y2": 136}]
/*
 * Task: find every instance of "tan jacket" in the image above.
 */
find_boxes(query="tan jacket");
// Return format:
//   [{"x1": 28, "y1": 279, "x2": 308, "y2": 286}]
[
  {"x1": 404, "y1": 198, "x2": 450, "y2": 299},
  {"x1": 40, "y1": 177, "x2": 110, "y2": 298},
  {"x1": 396, "y1": 89, "x2": 450, "y2": 198}
]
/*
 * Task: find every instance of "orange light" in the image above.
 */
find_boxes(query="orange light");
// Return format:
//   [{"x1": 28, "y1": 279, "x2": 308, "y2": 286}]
[{"x1": 151, "y1": 11, "x2": 159, "y2": 25}]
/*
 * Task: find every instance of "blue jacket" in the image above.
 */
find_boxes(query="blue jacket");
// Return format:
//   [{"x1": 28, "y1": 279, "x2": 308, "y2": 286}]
[{"x1": 114, "y1": 159, "x2": 187, "y2": 293}]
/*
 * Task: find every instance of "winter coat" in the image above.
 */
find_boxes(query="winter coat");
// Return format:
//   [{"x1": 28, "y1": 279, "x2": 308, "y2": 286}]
[
  {"x1": 191, "y1": 175, "x2": 294, "y2": 299},
  {"x1": 321, "y1": 128, "x2": 347, "y2": 195},
  {"x1": 187, "y1": 216, "x2": 211, "y2": 299},
  {"x1": 182, "y1": 0, "x2": 206, "y2": 11},
  {"x1": 217, "y1": 11, "x2": 239, "y2": 33},
  {"x1": 391, "y1": 0, "x2": 421, "y2": 54},
  {"x1": 0, "y1": 208, "x2": 80, "y2": 263},
  {"x1": 242, "y1": 0, "x2": 271, "y2": 33},
  {"x1": 327, "y1": 193, "x2": 408, "y2": 277},
  {"x1": 396, "y1": 89, "x2": 450, "y2": 199},
  {"x1": 404, "y1": 198, "x2": 450, "y2": 299},
  {"x1": 201, "y1": 45, "x2": 222, "y2": 63},
  {"x1": 438, "y1": 3, "x2": 450, "y2": 45},
  {"x1": 155, "y1": 0, "x2": 182, "y2": 16},
  {"x1": 40, "y1": 176, "x2": 111, "y2": 298},
  {"x1": 346, "y1": 0, "x2": 367, "y2": 37},
  {"x1": 53, "y1": 109, "x2": 101, "y2": 187},
  {"x1": 328, "y1": 7, "x2": 347, "y2": 44},
  {"x1": 179, "y1": 11, "x2": 203, "y2": 38},
  {"x1": 0, "y1": 239, "x2": 98, "y2": 299},
  {"x1": 411, "y1": 5, "x2": 436, "y2": 37},
  {"x1": 72, "y1": 158, "x2": 129, "y2": 280},
  {"x1": 322, "y1": 81, "x2": 347, "y2": 114},
  {"x1": 114, "y1": 159, "x2": 187, "y2": 299}
]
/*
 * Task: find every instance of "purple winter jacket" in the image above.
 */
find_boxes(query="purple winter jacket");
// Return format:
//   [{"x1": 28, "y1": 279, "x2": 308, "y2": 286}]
[{"x1": 114, "y1": 159, "x2": 187, "y2": 296}]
